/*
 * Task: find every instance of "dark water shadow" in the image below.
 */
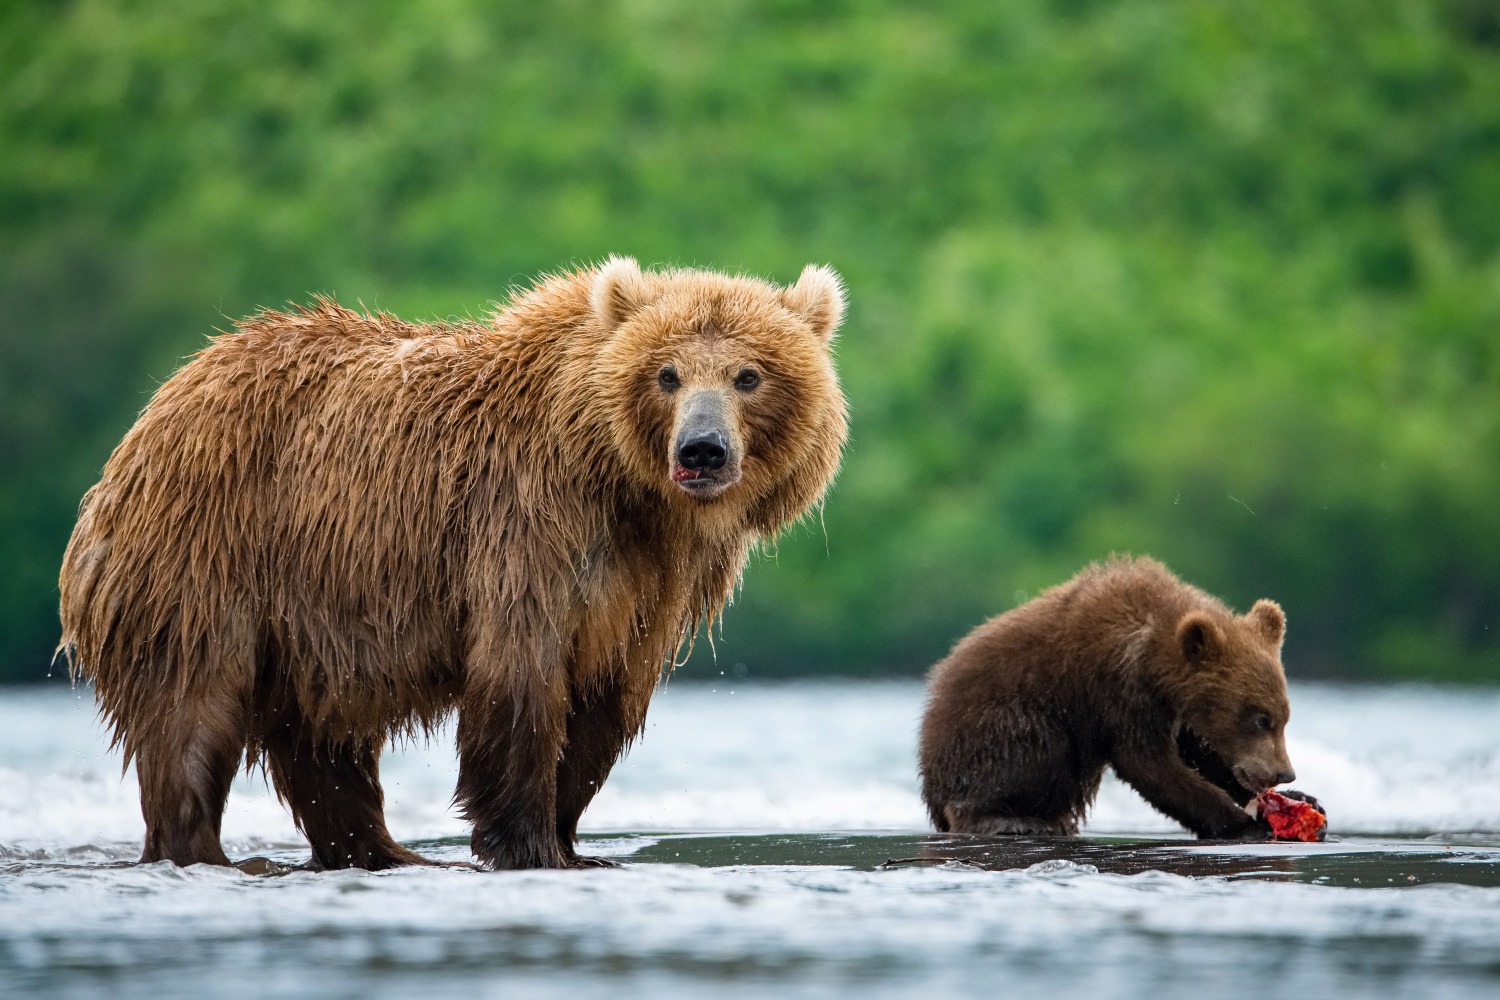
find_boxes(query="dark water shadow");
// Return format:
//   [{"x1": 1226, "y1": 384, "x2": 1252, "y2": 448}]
[
  {"x1": 609, "y1": 832, "x2": 1500, "y2": 888},
  {"x1": 883, "y1": 835, "x2": 1299, "y2": 881}
]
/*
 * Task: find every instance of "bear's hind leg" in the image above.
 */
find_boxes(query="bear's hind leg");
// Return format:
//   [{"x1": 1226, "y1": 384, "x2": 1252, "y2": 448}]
[
  {"x1": 926, "y1": 713, "x2": 1100, "y2": 838},
  {"x1": 264, "y1": 722, "x2": 430, "y2": 871},
  {"x1": 136, "y1": 689, "x2": 247, "y2": 867},
  {"x1": 943, "y1": 804, "x2": 1079, "y2": 836}
]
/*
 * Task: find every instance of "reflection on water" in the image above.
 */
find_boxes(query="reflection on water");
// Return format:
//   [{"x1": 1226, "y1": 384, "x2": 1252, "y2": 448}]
[
  {"x1": 618, "y1": 830, "x2": 1298, "y2": 879},
  {"x1": 885, "y1": 834, "x2": 1500, "y2": 887},
  {"x1": 615, "y1": 830, "x2": 1500, "y2": 887},
  {"x1": 3, "y1": 682, "x2": 1500, "y2": 998},
  {"x1": 887, "y1": 835, "x2": 1303, "y2": 880}
]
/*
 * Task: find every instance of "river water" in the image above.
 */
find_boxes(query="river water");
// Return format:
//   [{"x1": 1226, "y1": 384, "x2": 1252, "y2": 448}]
[{"x1": 3, "y1": 680, "x2": 1499, "y2": 998}]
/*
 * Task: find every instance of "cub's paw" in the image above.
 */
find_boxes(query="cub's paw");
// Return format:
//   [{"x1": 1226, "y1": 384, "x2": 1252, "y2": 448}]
[{"x1": 1234, "y1": 818, "x2": 1276, "y2": 842}]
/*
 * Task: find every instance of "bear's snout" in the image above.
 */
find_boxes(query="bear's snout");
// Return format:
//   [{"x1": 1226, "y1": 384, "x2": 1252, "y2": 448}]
[
  {"x1": 670, "y1": 389, "x2": 742, "y2": 497},
  {"x1": 1233, "y1": 762, "x2": 1295, "y2": 794},
  {"x1": 678, "y1": 429, "x2": 728, "y2": 471}
]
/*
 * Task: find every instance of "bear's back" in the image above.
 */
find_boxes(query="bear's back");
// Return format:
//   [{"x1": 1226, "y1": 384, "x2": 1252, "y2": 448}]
[{"x1": 927, "y1": 557, "x2": 1229, "y2": 716}]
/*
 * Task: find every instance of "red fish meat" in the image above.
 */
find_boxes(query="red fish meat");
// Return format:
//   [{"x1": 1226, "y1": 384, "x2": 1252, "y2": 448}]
[{"x1": 1258, "y1": 789, "x2": 1327, "y2": 842}]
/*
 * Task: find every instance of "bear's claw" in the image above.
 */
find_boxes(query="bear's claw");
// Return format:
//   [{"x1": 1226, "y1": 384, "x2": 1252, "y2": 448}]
[{"x1": 569, "y1": 855, "x2": 622, "y2": 869}]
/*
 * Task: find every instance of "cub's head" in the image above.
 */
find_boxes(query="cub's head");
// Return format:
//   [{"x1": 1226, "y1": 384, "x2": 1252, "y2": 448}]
[
  {"x1": 1172, "y1": 599, "x2": 1295, "y2": 805},
  {"x1": 590, "y1": 256, "x2": 848, "y2": 528}
]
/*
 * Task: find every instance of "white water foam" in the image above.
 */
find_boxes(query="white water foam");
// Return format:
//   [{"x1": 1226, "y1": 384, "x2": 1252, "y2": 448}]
[{"x1": 3, "y1": 846, "x2": 1500, "y2": 1000}]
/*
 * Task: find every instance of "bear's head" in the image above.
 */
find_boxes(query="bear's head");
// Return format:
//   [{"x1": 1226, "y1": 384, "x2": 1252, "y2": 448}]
[
  {"x1": 590, "y1": 256, "x2": 848, "y2": 529},
  {"x1": 1171, "y1": 599, "x2": 1295, "y2": 805}
]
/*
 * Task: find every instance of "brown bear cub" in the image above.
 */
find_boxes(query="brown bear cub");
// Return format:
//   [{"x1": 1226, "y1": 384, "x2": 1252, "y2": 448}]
[
  {"x1": 920, "y1": 557, "x2": 1317, "y2": 840},
  {"x1": 58, "y1": 257, "x2": 848, "y2": 871}
]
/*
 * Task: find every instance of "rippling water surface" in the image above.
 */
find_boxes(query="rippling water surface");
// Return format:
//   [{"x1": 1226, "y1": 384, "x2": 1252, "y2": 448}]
[{"x1": 3, "y1": 680, "x2": 1500, "y2": 998}]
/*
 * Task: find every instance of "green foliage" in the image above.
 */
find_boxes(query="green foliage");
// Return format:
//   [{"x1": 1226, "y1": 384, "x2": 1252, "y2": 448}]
[{"x1": 3, "y1": 0, "x2": 1498, "y2": 681}]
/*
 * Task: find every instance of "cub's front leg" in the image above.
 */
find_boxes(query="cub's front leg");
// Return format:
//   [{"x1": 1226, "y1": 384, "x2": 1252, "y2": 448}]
[{"x1": 1111, "y1": 741, "x2": 1266, "y2": 840}]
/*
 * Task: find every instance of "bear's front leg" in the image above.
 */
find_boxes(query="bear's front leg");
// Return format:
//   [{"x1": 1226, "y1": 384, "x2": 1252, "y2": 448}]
[
  {"x1": 1112, "y1": 743, "x2": 1265, "y2": 840},
  {"x1": 455, "y1": 670, "x2": 573, "y2": 869},
  {"x1": 555, "y1": 679, "x2": 637, "y2": 867}
]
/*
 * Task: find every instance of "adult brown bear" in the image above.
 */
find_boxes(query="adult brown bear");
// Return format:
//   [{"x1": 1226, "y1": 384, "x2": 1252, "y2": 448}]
[
  {"x1": 57, "y1": 257, "x2": 848, "y2": 870},
  {"x1": 920, "y1": 557, "x2": 1313, "y2": 839}
]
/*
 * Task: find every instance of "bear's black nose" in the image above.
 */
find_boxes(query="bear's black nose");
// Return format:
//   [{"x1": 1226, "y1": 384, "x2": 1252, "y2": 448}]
[
  {"x1": 678, "y1": 430, "x2": 728, "y2": 471},
  {"x1": 1274, "y1": 769, "x2": 1296, "y2": 786}
]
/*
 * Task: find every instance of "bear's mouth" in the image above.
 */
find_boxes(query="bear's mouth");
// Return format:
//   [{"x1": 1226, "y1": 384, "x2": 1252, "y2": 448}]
[
  {"x1": 1176, "y1": 725, "x2": 1255, "y2": 807},
  {"x1": 670, "y1": 464, "x2": 741, "y2": 498}
]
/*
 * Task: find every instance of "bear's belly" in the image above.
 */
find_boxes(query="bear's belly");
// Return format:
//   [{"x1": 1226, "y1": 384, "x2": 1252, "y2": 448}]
[{"x1": 261, "y1": 602, "x2": 465, "y2": 739}]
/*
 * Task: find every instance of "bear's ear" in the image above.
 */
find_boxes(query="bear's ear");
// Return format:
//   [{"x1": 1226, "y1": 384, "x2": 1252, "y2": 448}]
[
  {"x1": 1248, "y1": 599, "x2": 1285, "y2": 647},
  {"x1": 782, "y1": 264, "x2": 846, "y2": 343},
  {"x1": 591, "y1": 255, "x2": 654, "y2": 329},
  {"x1": 1177, "y1": 611, "x2": 1223, "y2": 666}
]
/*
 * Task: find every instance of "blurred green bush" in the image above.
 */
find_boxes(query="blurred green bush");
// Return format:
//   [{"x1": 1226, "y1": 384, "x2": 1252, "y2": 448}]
[{"x1": 3, "y1": 0, "x2": 1498, "y2": 682}]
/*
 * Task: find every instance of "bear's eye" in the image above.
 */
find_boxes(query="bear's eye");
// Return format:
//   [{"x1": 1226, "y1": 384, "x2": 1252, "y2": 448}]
[
  {"x1": 734, "y1": 368, "x2": 761, "y2": 391},
  {"x1": 658, "y1": 366, "x2": 679, "y2": 392},
  {"x1": 1253, "y1": 714, "x2": 1272, "y2": 732}
]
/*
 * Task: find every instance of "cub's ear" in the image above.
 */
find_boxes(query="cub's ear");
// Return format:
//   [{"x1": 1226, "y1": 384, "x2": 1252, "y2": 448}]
[
  {"x1": 1248, "y1": 599, "x2": 1286, "y2": 647},
  {"x1": 591, "y1": 255, "x2": 654, "y2": 329},
  {"x1": 782, "y1": 264, "x2": 846, "y2": 343},
  {"x1": 1177, "y1": 611, "x2": 1224, "y2": 666}
]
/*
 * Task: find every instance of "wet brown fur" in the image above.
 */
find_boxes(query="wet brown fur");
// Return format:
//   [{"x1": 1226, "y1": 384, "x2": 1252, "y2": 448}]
[
  {"x1": 920, "y1": 557, "x2": 1295, "y2": 839},
  {"x1": 58, "y1": 258, "x2": 848, "y2": 870}
]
